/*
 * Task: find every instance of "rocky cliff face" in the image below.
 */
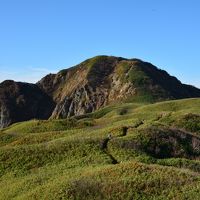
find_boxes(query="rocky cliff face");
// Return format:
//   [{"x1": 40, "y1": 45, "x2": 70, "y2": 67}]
[
  {"x1": 38, "y1": 56, "x2": 200, "y2": 119},
  {"x1": 0, "y1": 80, "x2": 55, "y2": 128},
  {"x1": 1, "y1": 55, "x2": 200, "y2": 128}
]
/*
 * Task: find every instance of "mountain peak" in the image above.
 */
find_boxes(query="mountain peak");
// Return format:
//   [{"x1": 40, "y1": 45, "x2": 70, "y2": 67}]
[{"x1": 1, "y1": 56, "x2": 200, "y2": 128}]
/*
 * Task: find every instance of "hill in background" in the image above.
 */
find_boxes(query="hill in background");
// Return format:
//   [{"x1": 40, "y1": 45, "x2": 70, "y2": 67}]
[{"x1": 1, "y1": 55, "x2": 200, "y2": 128}]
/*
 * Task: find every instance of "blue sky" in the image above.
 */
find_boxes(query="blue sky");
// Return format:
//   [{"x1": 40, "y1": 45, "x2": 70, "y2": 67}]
[{"x1": 0, "y1": 0, "x2": 199, "y2": 88}]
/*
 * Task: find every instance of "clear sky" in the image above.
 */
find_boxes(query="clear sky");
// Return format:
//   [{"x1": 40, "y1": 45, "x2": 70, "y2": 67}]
[{"x1": 0, "y1": 0, "x2": 199, "y2": 88}]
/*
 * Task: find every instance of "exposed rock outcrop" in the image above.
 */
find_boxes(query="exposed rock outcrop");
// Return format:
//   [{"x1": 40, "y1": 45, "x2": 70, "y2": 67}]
[{"x1": 38, "y1": 56, "x2": 200, "y2": 119}]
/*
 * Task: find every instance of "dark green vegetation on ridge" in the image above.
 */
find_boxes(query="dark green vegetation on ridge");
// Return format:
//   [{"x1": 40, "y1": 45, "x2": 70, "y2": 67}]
[
  {"x1": 1, "y1": 55, "x2": 200, "y2": 128},
  {"x1": 0, "y1": 98, "x2": 200, "y2": 199}
]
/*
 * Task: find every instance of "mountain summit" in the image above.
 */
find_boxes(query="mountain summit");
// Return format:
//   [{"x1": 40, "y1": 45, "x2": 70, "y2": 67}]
[{"x1": 1, "y1": 56, "x2": 200, "y2": 128}]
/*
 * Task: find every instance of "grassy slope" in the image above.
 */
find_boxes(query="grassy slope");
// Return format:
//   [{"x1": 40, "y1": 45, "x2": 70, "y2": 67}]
[{"x1": 0, "y1": 98, "x2": 200, "y2": 199}]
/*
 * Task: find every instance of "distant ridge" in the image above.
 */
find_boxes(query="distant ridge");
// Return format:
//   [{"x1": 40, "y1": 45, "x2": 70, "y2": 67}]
[{"x1": 1, "y1": 55, "x2": 200, "y2": 128}]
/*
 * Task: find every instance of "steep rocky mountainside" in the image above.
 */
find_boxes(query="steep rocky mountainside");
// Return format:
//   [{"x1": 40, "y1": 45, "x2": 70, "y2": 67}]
[
  {"x1": 0, "y1": 80, "x2": 55, "y2": 128},
  {"x1": 1, "y1": 55, "x2": 200, "y2": 128},
  {"x1": 37, "y1": 56, "x2": 200, "y2": 119}
]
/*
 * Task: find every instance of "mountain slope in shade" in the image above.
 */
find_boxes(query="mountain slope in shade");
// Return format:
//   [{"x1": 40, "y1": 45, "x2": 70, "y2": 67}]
[
  {"x1": 1, "y1": 55, "x2": 200, "y2": 128},
  {"x1": 0, "y1": 80, "x2": 55, "y2": 128}
]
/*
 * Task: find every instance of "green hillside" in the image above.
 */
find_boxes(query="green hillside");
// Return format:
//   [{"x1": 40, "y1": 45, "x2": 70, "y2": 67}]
[{"x1": 0, "y1": 98, "x2": 200, "y2": 199}]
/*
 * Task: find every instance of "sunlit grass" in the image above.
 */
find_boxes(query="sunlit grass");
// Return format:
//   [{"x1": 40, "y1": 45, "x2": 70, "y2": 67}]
[{"x1": 0, "y1": 98, "x2": 200, "y2": 199}]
